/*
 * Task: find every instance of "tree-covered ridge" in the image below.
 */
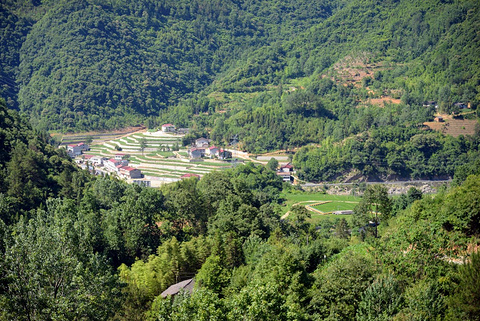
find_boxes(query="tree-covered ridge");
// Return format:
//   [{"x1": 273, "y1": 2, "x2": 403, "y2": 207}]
[
  {"x1": 123, "y1": 175, "x2": 480, "y2": 321},
  {"x1": 293, "y1": 126, "x2": 480, "y2": 182},
  {"x1": 0, "y1": 99, "x2": 83, "y2": 218},
  {"x1": 2, "y1": 0, "x2": 479, "y2": 137},
  {"x1": 161, "y1": 0, "x2": 480, "y2": 153},
  {"x1": 2, "y1": 0, "x2": 341, "y2": 131},
  {"x1": 214, "y1": 0, "x2": 480, "y2": 98}
]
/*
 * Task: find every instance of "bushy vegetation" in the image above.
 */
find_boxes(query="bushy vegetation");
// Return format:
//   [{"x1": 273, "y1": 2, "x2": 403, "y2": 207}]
[
  {"x1": 1, "y1": 98, "x2": 480, "y2": 320},
  {"x1": 293, "y1": 126, "x2": 480, "y2": 182},
  {"x1": 1, "y1": 0, "x2": 480, "y2": 317}
]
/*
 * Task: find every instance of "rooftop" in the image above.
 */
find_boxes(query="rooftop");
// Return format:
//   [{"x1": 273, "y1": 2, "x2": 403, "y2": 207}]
[{"x1": 160, "y1": 279, "x2": 195, "y2": 298}]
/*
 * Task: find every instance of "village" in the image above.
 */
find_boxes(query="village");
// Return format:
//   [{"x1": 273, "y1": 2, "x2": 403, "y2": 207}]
[{"x1": 62, "y1": 123, "x2": 296, "y2": 187}]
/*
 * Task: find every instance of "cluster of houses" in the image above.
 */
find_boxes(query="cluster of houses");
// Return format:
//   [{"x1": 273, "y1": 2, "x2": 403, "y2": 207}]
[
  {"x1": 454, "y1": 102, "x2": 470, "y2": 109},
  {"x1": 76, "y1": 152, "x2": 143, "y2": 179},
  {"x1": 187, "y1": 138, "x2": 232, "y2": 160},
  {"x1": 424, "y1": 101, "x2": 471, "y2": 110}
]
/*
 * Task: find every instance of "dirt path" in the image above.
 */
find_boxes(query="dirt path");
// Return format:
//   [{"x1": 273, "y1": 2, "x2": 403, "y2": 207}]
[{"x1": 280, "y1": 201, "x2": 330, "y2": 219}]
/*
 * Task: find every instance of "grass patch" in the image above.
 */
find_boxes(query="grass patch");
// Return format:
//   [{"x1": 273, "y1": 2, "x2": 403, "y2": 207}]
[
  {"x1": 156, "y1": 151, "x2": 175, "y2": 157},
  {"x1": 198, "y1": 161, "x2": 232, "y2": 167},
  {"x1": 281, "y1": 191, "x2": 361, "y2": 218},
  {"x1": 311, "y1": 202, "x2": 358, "y2": 213}
]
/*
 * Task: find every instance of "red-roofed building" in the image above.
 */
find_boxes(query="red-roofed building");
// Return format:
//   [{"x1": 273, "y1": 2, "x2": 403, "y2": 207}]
[
  {"x1": 105, "y1": 158, "x2": 122, "y2": 171},
  {"x1": 66, "y1": 142, "x2": 89, "y2": 157},
  {"x1": 218, "y1": 150, "x2": 232, "y2": 160},
  {"x1": 188, "y1": 147, "x2": 204, "y2": 159},
  {"x1": 161, "y1": 124, "x2": 176, "y2": 132},
  {"x1": 119, "y1": 166, "x2": 142, "y2": 179},
  {"x1": 67, "y1": 144, "x2": 82, "y2": 156},
  {"x1": 205, "y1": 146, "x2": 219, "y2": 157},
  {"x1": 279, "y1": 163, "x2": 294, "y2": 172},
  {"x1": 277, "y1": 163, "x2": 294, "y2": 183},
  {"x1": 77, "y1": 142, "x2": 90, "y2": 151}
]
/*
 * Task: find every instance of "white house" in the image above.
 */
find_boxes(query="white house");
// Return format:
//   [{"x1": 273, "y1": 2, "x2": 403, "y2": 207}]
[
  {"x1": 205, "y1": 146, "x2": 219, "y2": 157},
  {"x1": 90, "y1": 156, "x2": 104, "y2": 166},
  {"x1": 161, "y1": 124, "x2": 176, "y2": 132},
  {"x1": 119, "y1": 166, "x2": 142, "y2": 179},
  {"x1": 67, "y1": 144, "x2": 83, "y2": 156},
  {"x1": 195, "y1": 138, "x2": 211, "y2": 148},
  {"x1": 279, "y1": 163, "x2": 294, "y2": 172},
  {"x1": 277, "y1": 163, "x2": 294, "y2": 183},
  {"x1": 104, "y1": 158, "x2": 123, "y2": 171},
  {"x1": 277, "y1": 171, "x2": 293, "y2": 183}
]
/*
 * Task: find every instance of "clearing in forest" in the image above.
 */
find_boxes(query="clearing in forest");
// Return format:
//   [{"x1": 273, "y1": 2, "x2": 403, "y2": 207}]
[
  {"x1": 281, "y1": 192, "x2": 360, "y2": 223},
  {"x1": 423, "y1": 118, "x2": 478, "y2": 137}
]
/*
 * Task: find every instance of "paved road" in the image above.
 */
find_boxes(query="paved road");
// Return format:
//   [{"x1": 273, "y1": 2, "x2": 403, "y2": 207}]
[{"x1": 301, "y1": 179, "x2": 452, "y2": 188}]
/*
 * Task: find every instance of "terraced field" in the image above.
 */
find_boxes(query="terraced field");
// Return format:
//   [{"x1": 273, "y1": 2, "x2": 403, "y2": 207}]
[
  {"x1": 423, "y1": 117, "x2": 478, "y2": 137},
  {"x1": 85, "y1": 130, "x2": 234, "y2": 185}
]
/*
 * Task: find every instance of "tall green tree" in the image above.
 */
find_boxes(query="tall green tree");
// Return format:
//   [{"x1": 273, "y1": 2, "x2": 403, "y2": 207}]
[
  {"x1": 140, "y1": 138, "x2": 148, "y2": 156},
  {"x1": 0, "y1": 203, "x2": 122, "y2": 320},
  {"x1": 354, "y1": 185, "x2": 392, "y2": 237}
]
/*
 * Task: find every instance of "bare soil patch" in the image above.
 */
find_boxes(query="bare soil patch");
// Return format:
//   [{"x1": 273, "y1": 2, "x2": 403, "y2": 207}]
[
  {"x1": 367, "y1": 97, "x2": 401, "y2": 106},
  {"x1": 423, "y1": 118, "x2": 478, "y2": 137}
]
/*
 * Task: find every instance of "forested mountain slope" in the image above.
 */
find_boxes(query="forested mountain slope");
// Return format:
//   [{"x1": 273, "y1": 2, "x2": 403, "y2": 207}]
[
  {"x1": 1, "y1": 0, "x2": 479, "y2": 135},
  {"x1": 2, "y1": 0, "x2": 341, "y2": 130},
  {"x1": 2, "y1": 0, "x2": 480, "y2": 182}
]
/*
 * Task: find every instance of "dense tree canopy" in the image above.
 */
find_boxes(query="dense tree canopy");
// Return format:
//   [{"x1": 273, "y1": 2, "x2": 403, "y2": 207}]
[{"x1": 1, "y1": 1, "x2": 480, "y2": 319}]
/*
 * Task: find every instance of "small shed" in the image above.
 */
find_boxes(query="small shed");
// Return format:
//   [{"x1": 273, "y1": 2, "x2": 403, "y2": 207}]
[{"x1": 160, "y1": 279, "x2": 195, "y2": 298}]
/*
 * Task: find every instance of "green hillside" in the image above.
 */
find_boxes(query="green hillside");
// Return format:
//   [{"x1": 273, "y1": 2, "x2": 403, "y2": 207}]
[
  {"x1": 1, "y1": 0, "x2": 480, "y2": 182},
  {"x1": 2, "y1": 0, "x2": 340, "y2": 130},
  {"x1": 2, "y1": 0, "x2": 479, "y2": 133}
]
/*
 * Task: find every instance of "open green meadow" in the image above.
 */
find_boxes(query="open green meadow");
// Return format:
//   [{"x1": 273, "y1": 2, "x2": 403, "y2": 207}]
[
  {"x1": 311, "y1": 201, "x2": 358, "y2": 213},
  {"x1": 281, "y1": 191, "x2": 361, "y2": 225}
]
